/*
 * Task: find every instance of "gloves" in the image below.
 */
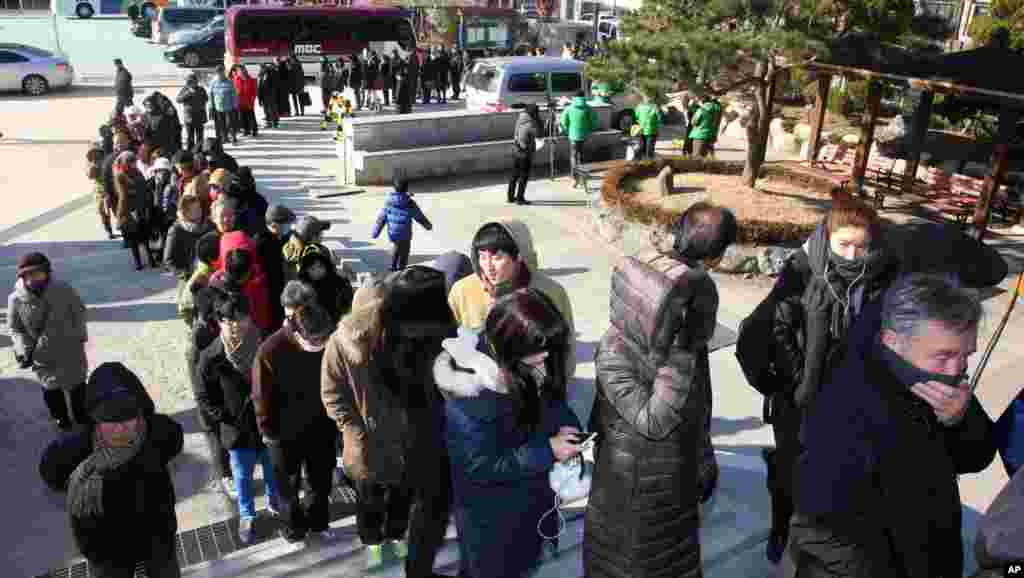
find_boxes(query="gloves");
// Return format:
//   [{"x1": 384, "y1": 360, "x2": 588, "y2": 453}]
[{"x1": 15, "y1": 354, "x2": 32, "y2": 369}]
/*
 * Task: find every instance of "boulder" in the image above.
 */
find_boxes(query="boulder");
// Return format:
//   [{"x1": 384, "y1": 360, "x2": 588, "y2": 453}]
[{"x1": 656, "y1": 165, "x2": 675, "y2": 196}]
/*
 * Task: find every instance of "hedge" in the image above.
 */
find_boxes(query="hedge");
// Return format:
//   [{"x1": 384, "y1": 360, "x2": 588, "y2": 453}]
[{"x1": 599, "y1": 158, "x2": 838, "y2": 245}]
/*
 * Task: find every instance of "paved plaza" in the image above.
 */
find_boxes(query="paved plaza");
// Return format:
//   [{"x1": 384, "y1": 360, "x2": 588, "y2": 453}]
[{"x1": 2, "y1": 58, "x2": 1023, "y2": 575}]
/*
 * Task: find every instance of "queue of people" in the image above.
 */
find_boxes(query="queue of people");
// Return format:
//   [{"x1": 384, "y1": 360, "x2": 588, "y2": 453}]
[{"x1": 12, "y1": 63, "x2": 1024, "y2": 578}]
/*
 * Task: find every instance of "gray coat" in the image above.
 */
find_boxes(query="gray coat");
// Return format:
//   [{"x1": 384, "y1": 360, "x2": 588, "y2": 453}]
[
  {"x1": 513, "y1": 111, "x2": 538, "y2": 155},
  {"x1": 7, "y1": 278, "x2": 88, "y2": 391}
]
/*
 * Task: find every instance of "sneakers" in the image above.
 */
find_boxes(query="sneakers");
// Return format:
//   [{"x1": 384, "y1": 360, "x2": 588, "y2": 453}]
[
  {"x1": 238, "y1": 517, "x2": 254, "y2": 544},
  {"x1": 366, "y1": 544, "x2": 384, "y2": 569},
  {"x1": 221, "y1": 477, "x2": 238, "y2": 500}
]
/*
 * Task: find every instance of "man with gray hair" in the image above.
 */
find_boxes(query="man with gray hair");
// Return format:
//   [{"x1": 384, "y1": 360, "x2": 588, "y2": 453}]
[{"x1": 784, "y1": 273, "x2": 997, "y2": 578}]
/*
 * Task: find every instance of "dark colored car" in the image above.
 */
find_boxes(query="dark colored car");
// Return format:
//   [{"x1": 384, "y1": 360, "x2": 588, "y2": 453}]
[{"x1": 164, "y1": 31, "x2": 225, "y2": 69}]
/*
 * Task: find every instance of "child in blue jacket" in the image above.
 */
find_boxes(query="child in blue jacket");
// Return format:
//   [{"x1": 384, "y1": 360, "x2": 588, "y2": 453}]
[{"x1": 372, "y1": 177, "x2": 433, "y2": 271}]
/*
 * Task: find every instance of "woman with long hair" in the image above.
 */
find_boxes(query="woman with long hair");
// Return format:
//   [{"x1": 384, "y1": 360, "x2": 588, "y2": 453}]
[
  {"x1": 435, "y1": 288, "x2": 583, "y2": 578},
  {"x1": 113, "y1": 150, "x2": 152, "y2": 270}
]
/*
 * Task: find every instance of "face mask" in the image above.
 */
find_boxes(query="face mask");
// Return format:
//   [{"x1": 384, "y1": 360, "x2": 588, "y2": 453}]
[
  {"x1": 25, "y1": 278, "x2": 49, "y2": 295},
  {"x1": 878, "y1": 343, "x2": 966, "y2": 389}
]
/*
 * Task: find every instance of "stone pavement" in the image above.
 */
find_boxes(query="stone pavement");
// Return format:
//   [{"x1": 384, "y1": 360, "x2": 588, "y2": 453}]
[{"x1": 2, "y1": 84, "x2": 1021, "y2": 577}]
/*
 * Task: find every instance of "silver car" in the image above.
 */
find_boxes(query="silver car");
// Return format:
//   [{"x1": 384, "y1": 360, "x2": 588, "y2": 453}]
[
  {"x1": 0, "y1": 43, "x2": 74, "y2": 96},
  {"x1": 168, "y1": 14, "x2": 224, "y2": 46}
]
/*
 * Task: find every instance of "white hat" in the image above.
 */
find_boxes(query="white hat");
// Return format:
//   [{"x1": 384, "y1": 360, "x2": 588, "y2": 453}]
[{"x1": 152, "y1": 157, "x2": 172, "y2": 172}]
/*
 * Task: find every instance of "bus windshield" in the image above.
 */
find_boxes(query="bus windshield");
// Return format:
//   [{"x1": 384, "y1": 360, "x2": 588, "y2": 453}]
[{"x1": 226, "y1": 6, "x2": 415, "y2": 74}]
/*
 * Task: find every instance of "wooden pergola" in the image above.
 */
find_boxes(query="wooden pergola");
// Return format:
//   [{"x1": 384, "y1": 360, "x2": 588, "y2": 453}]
[{"x1": 798, "y1": 34, "x2": 1024, "y2": 240}]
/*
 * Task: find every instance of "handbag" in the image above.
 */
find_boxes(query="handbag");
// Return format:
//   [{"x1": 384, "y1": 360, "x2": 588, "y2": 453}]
[{"x1": 300, "y1": 91, "x2": 312, "y2": 107}]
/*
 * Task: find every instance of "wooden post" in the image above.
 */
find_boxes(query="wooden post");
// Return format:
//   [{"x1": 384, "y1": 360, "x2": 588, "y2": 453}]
[
  {"x1": 852, "y1": 80, "x2": 882, "y2": 195},
  {"x1": 759, "y1": 72, "x2": 777, "y2": 160},
  {"x1": 973, "y1": 142, "x2": 1009, "y2": 241},
  {"x1": 805, "y1": 74, "x2": 830, "y2": 162},
  {"x1": 901, "y1": 90, "x2": 934, "y2": 193}
]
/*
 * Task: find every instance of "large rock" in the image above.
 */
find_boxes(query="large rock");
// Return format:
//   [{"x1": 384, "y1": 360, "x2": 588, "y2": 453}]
[{"x1": 657, "y1": 165, "x2": 676, "y2": 196}]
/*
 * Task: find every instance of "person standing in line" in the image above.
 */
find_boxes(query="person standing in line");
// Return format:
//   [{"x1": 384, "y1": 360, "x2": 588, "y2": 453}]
[
  {"x1": 288, "y1": 54, "x2": 305, "y2": 116},
  {"x1": 207, "y1": 66, "x2": 239, "y2": 146},
  {"x1": 633, "y1": 95, "x2": 662, "y2": 160},
  {"x1": 508, "y1": 103, "x2": 540, "y2": 205},
  {"x1": 436, "y1": 288, "x2": 582, "y2": 578},
  {"x1": 257, "y1": 63, "x2": 280, "y2": 129},
  {"x1": 449, "y1": 49, "x2": 463, "y2": 101},
  {"x1": 435, "y1": 47, "x2": 449, "y2": 104},
  {"x1": 39, "y1": 362, "x2": 183, "y2": 578},
  {"x1": 371, "y1": 177, "x2": 434, "y2": 272},
  {"x1": 113, "y1": 58, "x2": 134, "y2": 115},
  {"x1": 275, "y1": 56, "x2": 292, "y2": 118},
  {"x1": 380, "y1": 54, "x2": 392, "y2": 107},
  {"x1": 8, "y1": 252, "x2": 89, "y2": 430},
  {"x1": 195, "y1": 291, "x2": 280, "y2": 544},
  {"x1": 320, "y1": 55, "x2": 335, "y2": 124},
  {"x1": 297, "y1": 249, "x2": 354, "y2": 325},
  {"x1": 559, "y1": 90, "x2": 598, "y2": 188},
  {"x1": 584, "y1": 204, "x2": 737, "y2": 578},
  {"x1": 87, "y1": 142, "x2": 116, "y2": 239},
  {"x1": 176, "y1": 73, "x2": 209, "y2": 152},
  {"x1": 233, "y1": 65, "x2": 259, "y2": 138},
  {"x1": 349, "y1": 53, "x2": 364, "y2": 111},
  {"x1": 113, "y1": 150, "x2": 153, "y2": 270},
  {"x1": 164, "y1": 195, "x2": 215, "y2": 328},
  {"x1": 253, "y1": 291, "x2": 339, "y2": 543},
  {"x1": 251, "y1": 204, "x2": 294, "y2": 328}
]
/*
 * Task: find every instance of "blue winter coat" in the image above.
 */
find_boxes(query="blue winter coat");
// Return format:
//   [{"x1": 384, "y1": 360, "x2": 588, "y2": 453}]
[
  {"x1": 995, "y1": 388, "x2": 1024, "y2": 477},
  {"x1": 441, "y1": 378, "x2": 580, "y2": 578},
  {"x1": 371, "y1": 190, "x2": 432, "y2": 242},
  {"x1": 207, "y1": 77, "x2": 239, "y2": 113}
]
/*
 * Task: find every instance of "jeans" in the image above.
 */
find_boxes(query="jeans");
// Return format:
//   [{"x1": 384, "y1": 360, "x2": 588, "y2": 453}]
[
  {"x1": 639, "y1": 133, "x2": 657, "y2": 159},
  {"x1": 570, "y1": 140, "x2": 586, "y2": 185},
  {"x1": 239, "y1": 109, "x2": 258, "y2": 136},
  {"x1": 268, "y1": 428, "x2": 337, "y2": 537},
  {"x1": 229, "y1": 446, "x2": 278, "y2": 519},
  {"x1": 262, "y1": 99, "x2": 279, "y2": 127},
  {"x1": 213, "y1": 110, "x2": 236, "y2": 144},
  {"x1": 185, "y1": 122, "x2": 204, "y2": 152},
  {"x1": 391, "y1": 239, "x2": 411, "y2": 271}
]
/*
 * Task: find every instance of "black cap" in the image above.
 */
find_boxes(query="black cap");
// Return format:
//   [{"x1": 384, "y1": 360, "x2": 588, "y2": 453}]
[
  {"x1": 266, "y1": 204, "x2": 297, "y2": 224},
  {"x1": 16, "y1": 252, "x2": 51, "y2": 279},
  {"x1": 86, "y1": 362, "x2": 144, "y2": 423}
]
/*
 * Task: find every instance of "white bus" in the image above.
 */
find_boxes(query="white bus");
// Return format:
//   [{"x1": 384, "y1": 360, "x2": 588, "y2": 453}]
[{"x1": 59, "y1": 0, "x2": 130, "y2": 18}]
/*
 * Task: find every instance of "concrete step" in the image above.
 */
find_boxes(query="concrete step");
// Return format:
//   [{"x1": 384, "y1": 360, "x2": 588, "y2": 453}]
[{"x1": 183, "y1": 455, "x2": 773, "y2": 578}]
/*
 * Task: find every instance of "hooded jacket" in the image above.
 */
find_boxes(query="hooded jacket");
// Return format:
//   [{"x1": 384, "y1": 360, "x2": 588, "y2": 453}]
[
  {"x1": 448, "y1": 221, "x2": 576, "y2": 384},
  {"x1": 39, "y1": 413, "x2": 182, "y2": 566},
  {"x1": 559, "y1": 96, "x2": 599, "y2": 142},
  {"x1": 176, "y1": 84, "x2": 208, "y2": 125},
  {"x1": 371, "y1": 190, "x2": 433, "y2": 243},
  {"x1": 143, "y1": 111, "x2": 178, "y2": 157},
  {"x1": 687, "y1": 99, "x2": 722, "y2": 142},
  {"x1": 435, "y1": 347, "x2": 580, "y2": 578},
  {"x1": 164, "y1": 218, "x2": 215, "y2": 279},
  {"x1": 634, "y1": 102, "x2": 661, "y2": 137},
  {"x1": 8, "y1": 278, "x2": 88, "y2": 391},
  {"x1": 513, "y1": 110, "x2": 539, "y2": 154},
  {"x1": 789, "y1": 303, "x2": 995, "y2": 578},
  {"x1": 232, "y1": 73, "x2": 258, "y2": 111},
  {"x1": 195, "y1": 337, "x2": 263, "y2": 450},
  {"x1": 584, "y1": 251, "x2": 715, "y2": 578},
  {"x1": 212, "y1": 231, "x2": 273, "y2": 331},
  {"x1": 298, "y1": 250, "x2": 354, "y2": 326}
]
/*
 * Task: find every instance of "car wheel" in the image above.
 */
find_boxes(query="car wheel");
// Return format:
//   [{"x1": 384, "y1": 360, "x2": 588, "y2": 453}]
[
  {"x1": 184, "y1": 52, "x2": 201, "y2": 68},
  {"x1": 23, "y1": 75, "x2": 49, "y2": 96},
  {"x1": 614, "y1": 109, "x2": 636, "y2": 133},
  {"x1": 75, "y1": 2, "x2": 94, "y2": 17}
]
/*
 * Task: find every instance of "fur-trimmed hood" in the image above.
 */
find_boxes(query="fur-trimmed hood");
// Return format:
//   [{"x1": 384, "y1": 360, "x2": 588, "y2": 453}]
[
  {"x1": 332, "y1": 281, "x2": 386, "y2": 366},
  {"x1": 433, "y1": 329, "x2": 507, "y2": 398}
]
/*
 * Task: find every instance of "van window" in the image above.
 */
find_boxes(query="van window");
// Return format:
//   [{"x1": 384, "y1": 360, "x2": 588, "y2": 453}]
[
  {"x1": 466, "y1": 63, "x2": 501, "y2": 93},
  {"x1": 551, "y1": 72, "x2": 581, "y2": 93},
  {"x1": 507, "y1": 72, "x2": 546, "y2": 93}
]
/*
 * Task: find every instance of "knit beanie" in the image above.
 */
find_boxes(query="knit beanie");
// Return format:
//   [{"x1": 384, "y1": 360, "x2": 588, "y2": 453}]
[{"x1": 16, "y1": 252, "x2": 51, "y2": 279}]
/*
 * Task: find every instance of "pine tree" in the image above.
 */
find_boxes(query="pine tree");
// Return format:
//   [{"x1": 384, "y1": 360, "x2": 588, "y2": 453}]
[
  {"x1": 589, "y1": 0, "x2": 920, "y2": 186},
  {"x1": 969, "y1": 0, "x2": 1024, "y2": 49}
]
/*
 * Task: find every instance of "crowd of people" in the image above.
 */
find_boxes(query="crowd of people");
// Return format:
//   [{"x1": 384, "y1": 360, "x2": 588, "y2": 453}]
[{"x1": 8, "y1": 57, "x2": 1024, "y2": 578}]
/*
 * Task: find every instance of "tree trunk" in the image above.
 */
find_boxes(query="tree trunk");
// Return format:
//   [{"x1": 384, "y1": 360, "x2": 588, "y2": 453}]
[{"x1": 742, "y1": 82, "x2": 769, "y2": 187}]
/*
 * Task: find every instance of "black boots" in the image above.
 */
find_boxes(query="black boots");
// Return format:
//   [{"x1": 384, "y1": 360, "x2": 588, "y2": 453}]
[{"x1": 763, "y1": 447, "x2": 791, "y2": 564}]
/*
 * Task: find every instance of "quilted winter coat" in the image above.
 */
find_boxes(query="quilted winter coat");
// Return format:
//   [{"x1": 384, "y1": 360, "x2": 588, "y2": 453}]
[{"x1": 584, "y1": 250, "x2": 719, "y2": 578}]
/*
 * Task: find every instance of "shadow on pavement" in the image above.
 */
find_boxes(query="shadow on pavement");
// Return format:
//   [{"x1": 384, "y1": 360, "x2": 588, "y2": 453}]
[
  {"x1": 89, "y1": 301, "x2": 179, "y2": 324},
  {"x1": 712, "y1": 417, "x2": 766, "y2": 438}
]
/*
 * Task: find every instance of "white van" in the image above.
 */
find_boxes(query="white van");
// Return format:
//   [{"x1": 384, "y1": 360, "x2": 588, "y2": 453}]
[{"x1": 464, "y1": 56, "x2": 586, "y2": 113}]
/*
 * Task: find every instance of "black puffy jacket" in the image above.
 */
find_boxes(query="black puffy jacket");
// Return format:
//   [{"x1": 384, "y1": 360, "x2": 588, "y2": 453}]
[
  {"x1": 194, "y1": 338, "x2": 262, "y2": 450},
  {"x1": 176, "y1": 85, "x2": 208, "y2": 126},
  {"x1": 584, "y1": 251, "x2": 718, "y2": 578},
  {"x1": 39, "y1": 415, "x2": 183, "y2": 567}
]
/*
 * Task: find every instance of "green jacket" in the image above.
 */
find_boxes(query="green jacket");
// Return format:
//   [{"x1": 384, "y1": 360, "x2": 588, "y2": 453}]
[
  {"x1": 687, "y1": 100, "x2": 722, "y2": 142},
  {"x1": 634, "y1": 102, "x2": 661, "y2": 136},
  {"x1": 559, "y1": 96, "x2": 599, "y2": 142}
]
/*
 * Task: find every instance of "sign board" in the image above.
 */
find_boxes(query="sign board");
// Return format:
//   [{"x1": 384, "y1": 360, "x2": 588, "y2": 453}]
[{"x1": 294, "y1": 43, "x2": 323, "y2": 55}]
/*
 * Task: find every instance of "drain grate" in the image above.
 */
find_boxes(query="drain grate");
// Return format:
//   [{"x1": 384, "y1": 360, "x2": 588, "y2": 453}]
[{"x1": 37, "y1": 480, "x2": 359, "y2": 578}]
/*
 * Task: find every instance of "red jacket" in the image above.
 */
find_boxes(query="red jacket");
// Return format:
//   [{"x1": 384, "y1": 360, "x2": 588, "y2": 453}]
[
  {"x1": 233, "y1": 75, "x2": 258, "y2": 111},
  {"x1": 214, "y1": 231, "x2": 273, "y2": 331}
]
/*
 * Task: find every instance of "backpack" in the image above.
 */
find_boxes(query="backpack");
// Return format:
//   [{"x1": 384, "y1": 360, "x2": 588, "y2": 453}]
[{"x1": 735, "y1": 252, "x2": 810, "y2": 397}]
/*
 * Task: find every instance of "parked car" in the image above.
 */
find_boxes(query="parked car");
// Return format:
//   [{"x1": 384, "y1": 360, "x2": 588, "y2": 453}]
[
  {"x1": 164, "y1": 31, "x2": 225, "y2": 68},
  {"x1": 0, "y1": 43, "x2": 73, "y2": 96},
  {"x1": 169, "y1": 14, "x2": 224, "y2": 45},
  {"x1": 464, "y1": 56, "x2": 587, "y2": 113},
  {"x1": 152, "y1": 6, "x2": 223, "y2": 45}
]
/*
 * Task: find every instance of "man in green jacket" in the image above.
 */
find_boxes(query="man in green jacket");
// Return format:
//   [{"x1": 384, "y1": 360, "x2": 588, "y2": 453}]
[
  {"x1": 560, "y1": 91, "x2": 599, "y2": 188},
  {"x1": 633, "y1": 96, "x2": 662, "y2": 160},
  {"x1": 687, "y1": 95, "x2": 722, "y2": 157}
]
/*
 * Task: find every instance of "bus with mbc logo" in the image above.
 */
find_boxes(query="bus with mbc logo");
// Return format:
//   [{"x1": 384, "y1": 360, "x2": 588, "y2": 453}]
[{"x1": 224, "y1": 5, "x2": 417, "y2": 81}]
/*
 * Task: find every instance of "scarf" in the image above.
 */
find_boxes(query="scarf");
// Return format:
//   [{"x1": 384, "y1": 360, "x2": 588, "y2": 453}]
[
  {"x1": 223, "y1": 326, "x2": 261, "y2": 377},
  {"x1": 66, "y1": 423, "x2": 148, "y2": 518}
]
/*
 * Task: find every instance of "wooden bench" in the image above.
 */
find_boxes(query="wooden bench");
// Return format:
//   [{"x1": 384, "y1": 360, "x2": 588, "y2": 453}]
[
  {"x1": 800, "y1": 143, "x2": 854, "y2": 190},
  {"x1": 864, "y1": 152, "x2": 902, "y2": 209}
]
